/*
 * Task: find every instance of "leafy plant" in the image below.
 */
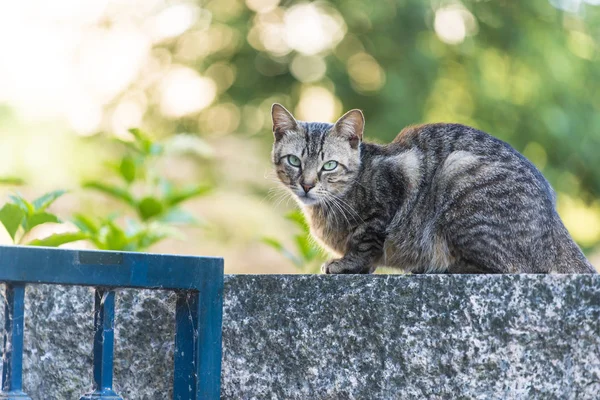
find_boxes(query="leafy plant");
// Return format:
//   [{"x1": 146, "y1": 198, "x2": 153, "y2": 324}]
[
  {"x1": 80, "y1": 128, "x2": 212, "y2": 251},
  {"x1": 71, "y1": 214, "x2": 182, "y2": 251},
  {"x1": 263, "y1": 210, "x2": 326, "y2": 273},
  {"x1": 0, "y1": 191, "x2": 86, "y2": 246}
]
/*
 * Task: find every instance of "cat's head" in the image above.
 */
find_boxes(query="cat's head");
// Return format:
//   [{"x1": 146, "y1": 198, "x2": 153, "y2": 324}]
[{"x1": 270, "y1": 103, "x2": 364, "y2": 206}]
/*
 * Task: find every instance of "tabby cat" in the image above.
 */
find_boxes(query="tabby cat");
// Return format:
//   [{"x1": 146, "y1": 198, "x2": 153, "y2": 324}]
[{"x1": 270, "y1": 103, "x2": 596, "y2": 274}]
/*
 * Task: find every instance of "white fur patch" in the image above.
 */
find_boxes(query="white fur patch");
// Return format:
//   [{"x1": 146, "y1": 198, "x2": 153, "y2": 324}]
[
  {"x1": 440, "y1": 151, "x2": 479, "y2": 180},
  {"x1": 427, "y1": 234, "x2": 454, "y2": 273},
  {"x1": 391, "y1": 149, "x2": 421, "y2": 189},
  {"x1": 419, "y1": 223, "x2": 453, "y2": 273}
]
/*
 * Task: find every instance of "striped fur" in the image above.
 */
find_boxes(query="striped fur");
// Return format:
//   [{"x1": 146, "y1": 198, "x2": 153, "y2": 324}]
[{"x1": 271, "y1": 104, "x2": 596, "y2": 274}]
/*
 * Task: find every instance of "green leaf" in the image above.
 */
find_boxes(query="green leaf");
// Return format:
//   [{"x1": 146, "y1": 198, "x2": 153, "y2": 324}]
[
  {"x1": 165, "y1": 184, "x2": 212, "y2": 206},
  {"x1": 83, "y1": 181, "x2": 136, "y2": 206},
  {"x1": 72, "y1": 214, "x2": 99, "y2": 234},
  {"x1": 136, "y1": 229, "x2": 173, "y2": 250},
  {"x1": 261, "y1": 237, "x2": 303, "y2": 268},
  {"x1": 294, "y1": 234, "x2": 319, "y2": 262},
  {"x1": 103, "y1": 220, "x2": 129, "y2": 250},
  {"x1": 0, "y1": 177, "x2": 25, "y2": 185},
  {"x1": 119, "y1": 156, "x2": 136, "y2": 183},
  {"x1": 128, "y1": 127, "x2": 147, "y2": 142},
  {"x1": 285, "y1": 210, "x2": 310, "y2": 232},
  {"x1": 24, "y1": 212, "x2": 60, "y2": 232},
  {"x1": 137, "y1": 196, "x2": 164, "y2": 220},
  {"x1": 262, "y1": 237, "x2": 284, "y2": 251},
  {"x1": 129, "y1": 223, "x2": 182, "y2": 250},
  {"x1": 32, "y1": 190, "x2": 67, "y2": 211},
  {"x1": 128, "y1": 128, "x2": 162, "y2": 155},
  {"x1": 28, "y1": 232, "x2": 89, "y2": 247},
  {"x1": 0, "y1": 203, "x2": 25, "y2": 240},
  {"x1": 9, "y1": 193, "x2": 34, "y2": 214}
]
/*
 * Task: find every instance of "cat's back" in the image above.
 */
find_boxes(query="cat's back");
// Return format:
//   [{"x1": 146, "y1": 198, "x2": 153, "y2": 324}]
[
  {"x1": 393, "y1": 122, "x2": 520, "y2": 159},
  {"x1": 388, "y1": 122, "x2": 553, "y2": 197}
]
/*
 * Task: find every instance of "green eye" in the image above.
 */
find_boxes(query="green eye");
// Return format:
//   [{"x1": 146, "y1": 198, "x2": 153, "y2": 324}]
[
  {"x1": 322, "y1": 160, "x2": 338, "y2": 171},
  {"x1": 287, "y1": 155, "x2": 301, "y2": 167}
]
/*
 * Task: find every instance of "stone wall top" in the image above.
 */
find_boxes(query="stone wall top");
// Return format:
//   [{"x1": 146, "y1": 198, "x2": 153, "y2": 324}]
[{"x1": 222, "y1": 274, "x2": 600, "y2": 399}]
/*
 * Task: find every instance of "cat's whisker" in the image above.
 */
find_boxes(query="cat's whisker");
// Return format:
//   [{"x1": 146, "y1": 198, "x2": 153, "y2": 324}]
[
  {"x1": 329, "y1": 196, "x2": 352, "y2": 227},
  {"x1": 264, "y1": 191, "x2": 284, "y2": 204},
  {"x1": 262, "y1": 185, "x2": 289, "y2": 204},
  {"x1": 265, "y1": 186, "x2": 281, "y2": 196},
  {"x1": 261, "y1": 182, "x2": 296, "y2": 210},
  {"x1": 327, "y1": 193, "x2": 363, "y2": 222},
  {"x1": 321, "y1": 192, "x2": 352, "y2": 227},
  {"x1": 273, "y1": 190, "x2": 294, "y2": 209},
  {"x1": 264, "y1": 190, "x2": 282, "y2": 202},
  {"x1": 322, "y1": 197, "x2": 341, "y2": 228},
  {"x1": 316, "y1": 191, "x2": 339, "y2": 227},
  {"x1": 321, "y1": 191, "x2": 354, "y2": 225}
]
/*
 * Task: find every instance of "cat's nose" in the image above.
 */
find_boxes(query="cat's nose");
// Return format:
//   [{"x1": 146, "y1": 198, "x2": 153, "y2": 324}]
[{"x1": 301, "y1": 183, "x2": 315, "y2": 193}]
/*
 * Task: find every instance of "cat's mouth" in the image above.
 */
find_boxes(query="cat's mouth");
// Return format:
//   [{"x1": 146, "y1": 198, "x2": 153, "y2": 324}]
[{"x1": 295, "y1": 191, "x2": 320, "y2": 206}]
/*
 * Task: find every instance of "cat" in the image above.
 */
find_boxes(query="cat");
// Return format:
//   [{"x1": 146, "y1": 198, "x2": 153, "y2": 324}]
[{"x1": 270, "y1": 103, "x2": 596, "y2": 274}]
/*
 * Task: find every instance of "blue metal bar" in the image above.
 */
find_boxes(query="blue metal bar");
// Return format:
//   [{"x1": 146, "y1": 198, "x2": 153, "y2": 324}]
[
  {"x1": 0, "y1": 245, "x2": 222, "y2": 290},
  {"x1": 0, "y1": 284, "x2": 31, "y2": 400},
  {"x1": 173, "y1": 273, "x2": 223, "y2": 400},
  {"x1": 174, "y1": 292, "x2": 198, "y2": 400},
  {"x1": 195, "y1": 276, "x2": 224, "y2": 400},
  {"x1": 79, "y1": 289, "x2": 122, "y2": 400}
]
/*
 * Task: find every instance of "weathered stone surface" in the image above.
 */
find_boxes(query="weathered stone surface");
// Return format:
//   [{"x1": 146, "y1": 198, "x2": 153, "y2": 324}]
[
  {"x1": 22, "y1": 285, "x2": 93, "y2": 398},
  {"x1": 222, "y1": 275, "x2": 600, "y2": 399},
  {"x1": 0, "y1": 275, "x2": 598, "y2": 399}
]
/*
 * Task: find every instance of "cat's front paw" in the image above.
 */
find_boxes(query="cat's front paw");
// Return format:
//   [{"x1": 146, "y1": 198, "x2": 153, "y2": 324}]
[{"x1": 321, "y1": 259, "x2": 369, "y2": 274}]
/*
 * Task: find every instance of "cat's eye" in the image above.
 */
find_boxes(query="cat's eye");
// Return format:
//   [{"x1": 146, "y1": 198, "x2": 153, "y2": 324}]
[
  {"x1": 322, "y1": 160, "x2": 338, "y2": 171},
  {"x1": 287, "y1": 155, "x2": 301, "y2": 167}
]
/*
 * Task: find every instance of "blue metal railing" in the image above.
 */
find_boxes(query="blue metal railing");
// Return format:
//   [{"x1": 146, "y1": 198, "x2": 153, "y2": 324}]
[{"x1": 0, "y1": 245, "x2": 224, "y2": 400}]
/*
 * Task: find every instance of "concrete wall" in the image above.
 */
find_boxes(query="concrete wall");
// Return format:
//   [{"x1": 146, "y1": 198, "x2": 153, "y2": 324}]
[
  {"x1": 3, "y1": 274, "x2": 599, "y2": 399},
  {"x1": 222, "y1": 275, "x2": 600, "y2": 399}
]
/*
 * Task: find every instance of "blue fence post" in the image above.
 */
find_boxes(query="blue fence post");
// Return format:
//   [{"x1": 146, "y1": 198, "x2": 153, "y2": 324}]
[
  {"x1": 173, "y1": 276, "x2": 223, "y2": 400},
  {"x1": 79, "y1": 289, "x2": 123, "y2": 400},
  {"x1": 0, "y1": 283, "x2": 31, "y2": 400}
]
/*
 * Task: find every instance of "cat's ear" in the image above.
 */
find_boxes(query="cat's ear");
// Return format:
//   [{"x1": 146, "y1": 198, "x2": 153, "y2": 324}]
[
  {"x1": 271, "y1": 103, "x2": 298, "y2": 141},
  {"x1": 333, "y1": 109, "x2": 364, "y2": 149}
]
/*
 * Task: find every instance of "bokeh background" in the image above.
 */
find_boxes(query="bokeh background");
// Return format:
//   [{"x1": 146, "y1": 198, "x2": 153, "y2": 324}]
[{"x1": 0, "y1": 0, "x2": 599, "y2": 272}]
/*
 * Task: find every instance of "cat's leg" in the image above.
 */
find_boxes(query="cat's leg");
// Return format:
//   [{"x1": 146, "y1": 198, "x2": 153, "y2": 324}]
[{"x1": 321, "y1": 223, "x2": 386, "y2": 274}]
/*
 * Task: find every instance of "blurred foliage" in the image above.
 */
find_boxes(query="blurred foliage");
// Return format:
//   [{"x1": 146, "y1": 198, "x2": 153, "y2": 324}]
[
  {"x1": 0, "y1": 129, "x2": 212, "y2": 251},
  {"x1": 79, "y1": 129, "x2": 212, "y2": 251},
  {"x1": 263, "y1": 210, "x2": 326, "y2": 273},
  {"x1": 0, "y1": 190, "x2": 86, "y2": 246},
  {"x1": 0, "y1": 177, "x2": 25, "y2": 185}
]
